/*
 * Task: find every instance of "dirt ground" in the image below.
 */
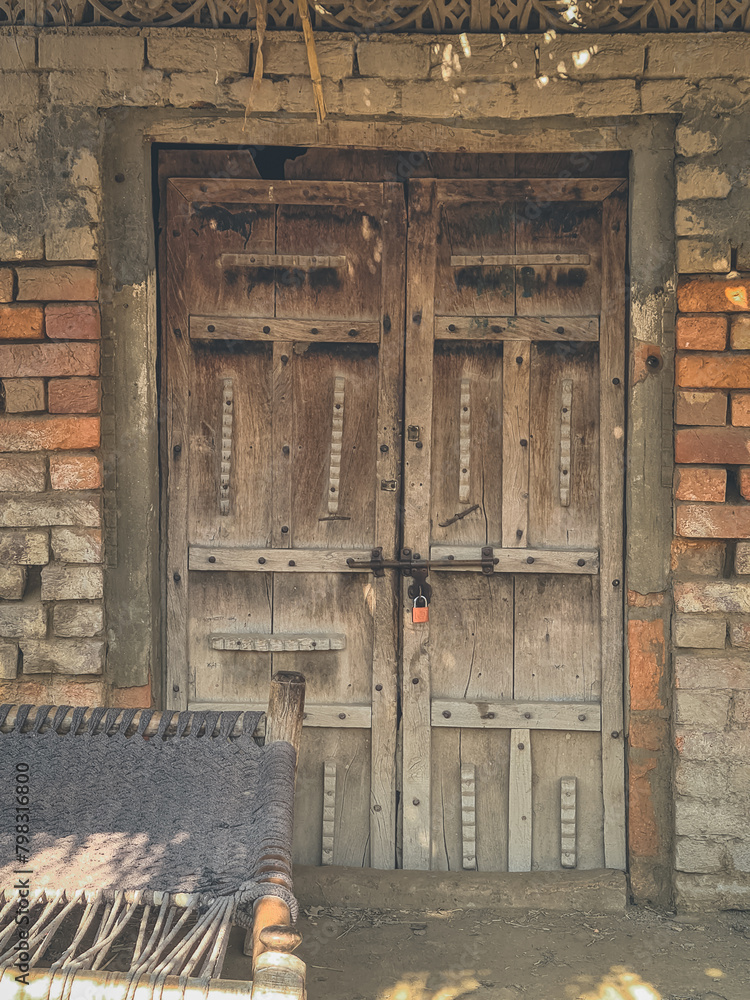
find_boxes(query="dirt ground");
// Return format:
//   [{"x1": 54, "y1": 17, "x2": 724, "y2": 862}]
[{"x1": 224, "y1": 905, "x2": 750, "y2": 1000}]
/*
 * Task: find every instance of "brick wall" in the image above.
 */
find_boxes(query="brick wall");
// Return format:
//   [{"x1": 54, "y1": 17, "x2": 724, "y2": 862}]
[
  {"x1": 671, "y1": 275, "x2": 750, "y2": 908},
  {"x1": 0, "y1": 263, "x2": 108, "y2": 706}
]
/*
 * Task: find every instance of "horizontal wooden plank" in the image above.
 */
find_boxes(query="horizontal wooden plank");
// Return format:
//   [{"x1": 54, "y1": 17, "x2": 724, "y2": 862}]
[
  {"x1": 434, "y1": 316, "x2": 599, "y2": 342},
  {"x1": 435, "y1": 178, "x2": 624, "y2": 203},
  {"x1": 450, "y1": 254, "x2": 590, "y2": 267},
  {"x1": 189, "y1": 701, "x2": 371, "y2": 729},
  {"x1": 190, "y1": 316, "x2": 380, "y2": 343},
  {"x1": 221, "y1": 253, "x2": 346, "y2": 269},
  {"x1": 430, "y1": 545, "x2": 599, "y2": 574},
  {"x1": 170, "y1": 178, "x2": 383, "y2": 209},
  {"x1": 432, "y1": 699, "x2": 601, "y2": 731},
  {"x1": 189, "y1": 546, "x2": 372, "y2": 572},
  {"x1": 210, "y1": 632, "x2": 346, "y2": 651}
]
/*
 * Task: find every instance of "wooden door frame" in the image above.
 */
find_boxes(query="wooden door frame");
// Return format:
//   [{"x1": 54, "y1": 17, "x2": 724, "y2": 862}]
[{"x1": 100, "y1": 111, "x2": 676, "y2": 879}]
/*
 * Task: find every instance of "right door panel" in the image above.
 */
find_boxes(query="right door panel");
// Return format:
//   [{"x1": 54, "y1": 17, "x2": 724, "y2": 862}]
[{"x1": 401, "y1": 178, "x2": 627, "y2": 873}]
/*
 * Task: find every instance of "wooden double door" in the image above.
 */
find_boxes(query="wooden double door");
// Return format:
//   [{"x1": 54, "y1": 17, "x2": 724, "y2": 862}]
[{"x1": 163, "y1": 172, "x2": 627, "y2": 873}]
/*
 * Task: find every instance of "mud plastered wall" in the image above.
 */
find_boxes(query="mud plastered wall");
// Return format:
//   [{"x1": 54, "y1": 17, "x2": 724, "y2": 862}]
[{"x1": 1, "y1": 26, "x2": 750, "y2": 908}]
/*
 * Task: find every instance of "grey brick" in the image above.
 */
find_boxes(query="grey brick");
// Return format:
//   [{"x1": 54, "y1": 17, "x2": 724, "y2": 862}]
[
  {"x1": 0, "y1": 598, "x2": 46, "y2": 638},
  {"x1": 0, "y1": 455, "x2": 46, "y2": 493},
  {"x1": 53, "y1": 602, "x2": 104, "y2": 638},
  {"x1": 675, "y1": 836, "x2": 724, "y2": 874},
  {"x1": 0, "y1": 495, "x2": 101, "y2": 528},
  {"x1": 673, "y1": 616, "x2": 726, "y2": 649},
  {"x1": 21, "y1": 638, "x2": 104, "y2": 675},
  {"x1": 51, "y1": 527, "x2": 102, "y2": 564},
  {"x1": 0, "y1": 566, "x2": 26, "y2": 600},
  {"x1": 0, "y1": 529, "x2": 49, "y2": 566},
  {"x1": 40, "y1": 33, "x2": 144, "y2": 71},
  {"x1": 675, "y1": 690, "x2": 730, "y2": 729},
  {"x1": 0, "y1": 639, "x2": 18, "y2": 679},
  {"x1": 41, "y1": 564, "x2": 104, "y2": 601}
]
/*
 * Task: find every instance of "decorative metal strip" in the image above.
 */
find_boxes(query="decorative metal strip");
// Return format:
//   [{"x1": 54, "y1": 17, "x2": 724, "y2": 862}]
[
  {"x1": 461, "y1": 763, "x2": 477, "y2": 870},
  {"x1": 322, "y1": 761, "x2": 336, "y2": 865},
  {"x1": 451, "y1": 253, "x2": 590, "y2": 266},
  {"x1": 459, "y1": 377, "x2": 471, "y2": 505},
  {"x1": 560, "y1": 776, "x2": 577, "y2": 868},
  {"x1": 220, "y1": 378, "x2": 233, "y2": 517},
  {"x1": 9, "y1": 0, "x2": 748, "y2": 33},
  {"x1": 221, "y1": 253, "x2": 346, "y2": 269},
  {"x1": 210, "y1": 632, "x2": 346, "y2": 651},
  {"x1": 560, "y1": 378, "x2": 573, "y2": 507},
  {"x1": 328, "y1": 376, "x2": 345, "y2": 514}
]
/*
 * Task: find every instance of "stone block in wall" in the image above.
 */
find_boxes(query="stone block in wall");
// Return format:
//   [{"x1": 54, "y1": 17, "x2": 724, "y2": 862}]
[
  {"x1": 0, "y1": 529, "x2": 49, "y2": 566},
  {"x1": 0, "y1": 305, "x2": 43, "y2": 341},
  {"x1": 0, "y1": 597, "x2": 46, "y2": 638},
  {"x1": 48, "y1": 71, "x2": 108, "y2": 107},
  {"x1": 51, "y1": 527, "x2": 102, "y2": 564},
  {"x1": 41, "y1": 564, "x2": 104, "y2": 602},
  {"x1": 676, "y1": 164, "x2": 732, "y2": 201},
  {"x1": 46, "y1": 227, "x2": 98, "y2": 264},
  {"x1": 675, "y1": 314, "x2": 727, "y2": 352},
  {"x1": 677, "y1": 238, "x2": 730, "y2": 274},
  {"x1": 430, "y1": 36, "x2": 535, "y2": 82},
  {"x1": 677, "y1": 503, "x2": 750, "y2": 539},
  {"x1": 676, "y1": 580, "x2": 750, "y2": 613},
  {"x1": 675, "y1": 205, "x2": 709, "y2": 238},
  {"x1": 677, "y1": 354, "x2": 750, "y2": 390},
  {"x1": 49, "y1": 455, "x2": 102, "y2": 491},
  {"x1": 0, "y1": 343, "x2": 99, "y2": 378},
  {"x1": 675, "y1": 124, "x2": 721, "y2": 158},
  {"x1": 0, "y1": 494, "x2": 101, "y2": 528},
  {"x1": 0, "y1": 455, "x2": 46, "y2": 493},
  {"x1": 52, "y1": 602, "x2": 104, "y2": 638},
  {"x1": 675, "y1": 760, "x2": 727, "y2": 798},
  {"x1": 0, "y1": 416, "x2": 100, "y2": 453},
  {"x1": 675, "y1": 873, "x2": 750, "y2": 910},
  {"x1": 730, "y1": 620, "x2": 750, "y2": 648},
  {"x1": 0, "y1": 73, "x2": 41, "y2": 110},
  {"x1": 673, "y1": 616, "x2": 726, "y2": 649},
  {"x1": 646, "y1": 34, "x2": 750, "y2": 79},
  {"x1": 675, "y1": 427, "x2": 750, "y2": 464},
  {"x1": 671, "y1": 539, "x2": 726, "y2": 577},
  {"x1": 0, "y1": 566, "x2": 26, "y2": 601},
  {"x1": 740, "y1": 468, "x2": 750, "y2": 501},
  {"x1": 675, "y1": 836, "x2": 724, "y2": 874},
  {"x1": 262, "y1": 35, "x2": 354, "y2": 80},
  {"x1": 674, "y1": 466, "x2": 726, "y2": 502},
  {"x1": 39, "y1": 32, "x2": 144, "y2": 72},
  {"x1": 21, "y1": 638, "x2": 105, "y2": 676},
  {"x1": 48, "y1": 379, "x2": 101, "y2": 415},
  {"x1": 16, "y1": 267, "x2": 98, "y2": 303},
  {"x1": 675, "y1": 690, "x2": 730, "y2": 728},
  {"x1": 731, "y1": 316, "x2": 750, "y2": 350},
  {"x1": 538, "y1": 36, "x2": 644, "y2": 80},
  {"x1": 674, "y1": 390, "x2": 727, "y2": 426},
  {"x1": 0, "y1": 640, "x2": 18, "y2": 679},
  {"x1": 731, "y1": 392, "x2": 750, "y2": 427},
  {"x1": 731, "y1": 690, "x2": 750, "y2": 727},
  {"x1": 0, "y1": 269, "x2": 13, "y2": 302},
  {"x1": 2, "y1": 379, "x2": 45, "y2": 413},
  {"x1": 222, "y1": 78, "x2": 283, "y2": 114},
  {"x1": 678, "y1": 276, "x2": 750, "y2": 313},
  {"x1": 0, "y1": 35, "x2": 35, "y2": 71},
  {"x1": 356, "y1": 38, "x2": 431, "y2": 81},
  {"x1": 147, "y1": 32, "x2": 251, "y2": 75},
  {"x1": 45, "y1": 304, "x2": 100, "y2": 342},
  {"x1": 728, "y1": 841, "x2": 750, "y2": 872},
  {"x1": 735, "y1": 542, "x2": 750, "y2": 575},
  {"x1": 675, "y1": 796, "x2": 749, "y2": 838},
  {"x1": 284, "y1": 77, "x2": 400, "y2": 117},
  {"x1": 677, "y1": 654, "x2": 750, "y2": 690}
]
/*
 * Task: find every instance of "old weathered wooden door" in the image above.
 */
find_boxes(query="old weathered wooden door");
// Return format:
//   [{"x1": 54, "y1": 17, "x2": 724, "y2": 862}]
[
  {"x1": 401, "y1": 178, "x2": 627, "y2": 872},
  {"x1": 163, "y1": 171, "x2": 627, "y2": 873}
]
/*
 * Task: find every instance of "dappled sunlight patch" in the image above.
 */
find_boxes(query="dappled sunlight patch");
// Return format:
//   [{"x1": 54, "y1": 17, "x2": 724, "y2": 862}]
[
  {"x1": 379, "y1": 972, "x2": 481, "y2": 1000},
  {"x1": 566, "y1": 967, "x2": 661, "y2": 1000}
]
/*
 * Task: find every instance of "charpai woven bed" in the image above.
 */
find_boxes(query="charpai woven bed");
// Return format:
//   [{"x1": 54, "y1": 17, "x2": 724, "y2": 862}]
[{"x1": 0, "y1": 672, "x2": 306, "y2": 1000}]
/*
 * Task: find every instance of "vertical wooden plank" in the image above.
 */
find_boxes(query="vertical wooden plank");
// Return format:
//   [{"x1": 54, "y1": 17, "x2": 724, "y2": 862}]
[
  {"x1": 165, "y1": 183, "x2": 192, "y2": 712},
  {"x1": 322, "y1": 760, "x2": 336, "y2": 865},
  {"x1": 501, "y1": 343, "x2": 530, "y2": 547},
  {"x1": 461, "y1": 763, "x2": 477, "y2": 870},
  {"x1": 600, "y1": 189, "x2": 627, "y2": 871},
  {"x1": 508, "y1": 728, "x2": 532, "y2": 872},
  {"x1": 371, "y1": 184, "x2": 405, "y2": 870},
  {"x1": 272, "y1": 341, "x2": 293, "y2": 548},
  {"x1": 402, "y1": 179, "x2": 437, "y2": 870},
  {"x1": 560, "y1": 776, "x2": 577, "y2": 868}
]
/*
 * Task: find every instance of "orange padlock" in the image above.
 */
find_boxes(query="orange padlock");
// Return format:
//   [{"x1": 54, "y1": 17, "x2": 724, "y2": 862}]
[{"x1": 412, "y1": 595, "x2": 429, "y2": 623}]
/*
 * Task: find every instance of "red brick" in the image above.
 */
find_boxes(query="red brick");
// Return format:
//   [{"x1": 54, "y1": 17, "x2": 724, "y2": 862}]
[
  {"x1": 676, "y1": 502, "x2": 750, "y2": 538},
  {"x1": 629, "y1": 717, "x2": 669, "y2": 752},
  {"x1": 675, "y1": 390, "x2": 727, "y2": 426},
  {"x1": 0, "y1": 305, "x2": 43, "y2": 340},
  {"x1": 731, "y1": 392, "x2": 750, "y2": 426},
  {"x1": 16, "y1": 266, "x2": 98, "y2": 302},
  {"x1": 677, "y1": 353, "x2": 750, "y2": 389},
  {"x1": 628, "y1": 757, "x2": 659, "y2": 857},
  {"x1": 50, "y1": 678, "x2": 106, "y2": 706},
  {"x1": 0, "y1": 342, "x2": 99, "y2": 378},
  {"x1": 740, "y1": 468, "x2": 750, "y2": 500},
  {"x1": 675, "y1": 465, "x2": 727, "y2": 501},
  {"x1": 0, "y1": 679, "x2": 49, "y2": 705},
  {"x1": 675, "y1": 427, "x2": 750, "y2": 464},
  {"x1": 45, "y1": 303, "x2": 100, "y2": 341},
  {"x1": 627, "y1": 591, "x2": 665, "y2": 607},
  {"x1": 676, "y1": 314, "x2": 728, "y2": 351},
  {"x1": 111, "y1": 681, "x2": 152, "y2": 709},
  {"x1": 0, "y1": 269, "x2": 13, "y2": 303},
  {"x1": 0, "y1": 416, "x2": 100, "y2": 452},
  {"x1": 628, "y1": 619, "x2": 665, "y2": 711},
  {"x1": 49, "y1": 453, "x2": 102, "y2": 490},
  {"x1": 671, "y1": 538, "x2": 726, "y2": 576},
  {"x1": 48, "y1": 378, "x2": 101, "y2": 414},
  {"x1": 677, "y1": 275, "x2": 750, "y2": 313}
]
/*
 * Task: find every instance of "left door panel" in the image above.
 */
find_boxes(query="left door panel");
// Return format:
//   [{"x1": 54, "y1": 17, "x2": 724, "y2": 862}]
[{"x1": 164, "y1": 179, "x2": 406, "y2": 868}]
